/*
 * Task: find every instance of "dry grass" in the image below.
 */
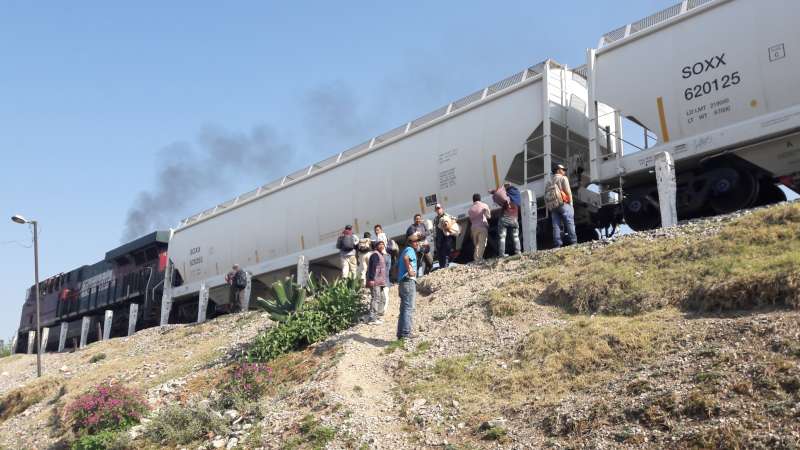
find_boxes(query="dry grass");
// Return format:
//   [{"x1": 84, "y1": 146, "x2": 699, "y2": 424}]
[
  {"x1": 497, "y1": 202, "x2": 800, "y2": 316},
  {"x1": 0, "y1": 377, "x2": 62, "y2": 423},
  {"x1": 403, "y1": 310, "x2": 680, "y2": 413}
]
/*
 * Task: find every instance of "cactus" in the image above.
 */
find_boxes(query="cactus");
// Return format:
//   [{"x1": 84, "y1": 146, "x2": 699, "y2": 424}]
[{"x1": 256, "y1": 277, "x2": 306, "y2": 323}]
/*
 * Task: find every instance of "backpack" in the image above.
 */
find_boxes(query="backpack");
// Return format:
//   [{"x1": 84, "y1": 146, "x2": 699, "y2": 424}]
[
  {"x1": 506, "y1": 185, "x2": 521, "y2": 206},
  {"x1": 544, "y1": 177, "x2": 565, "y2": 211},
  {"x1": 337, "y1": 235, "x2": 355, "y2": 251},
  {"x1": 357, "y1": 238, "x2": 372, "y2": 253},
  {"x1": 234, "y1": 270, "x2": 247, "y2": 289},
  {"x1": 492, "y1": 187, "x2": 510, "y2": 208}
]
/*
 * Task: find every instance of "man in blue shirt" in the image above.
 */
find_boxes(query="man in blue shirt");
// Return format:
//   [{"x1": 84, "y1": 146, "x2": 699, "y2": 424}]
[{"x1": 396, "y1": 235, "x2": 419, "y2": 340}]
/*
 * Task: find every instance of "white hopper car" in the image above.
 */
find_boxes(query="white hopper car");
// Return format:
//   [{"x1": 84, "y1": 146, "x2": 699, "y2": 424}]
[
  {"x1": 161, "y1": 0, "x2": 799, "y2": 318},
  {"x1": 162, "y1": 61, "x2": 613, "y2": 317},
  {"x1": 586, "y1": 0, "x2": 800, "y2": 229}
]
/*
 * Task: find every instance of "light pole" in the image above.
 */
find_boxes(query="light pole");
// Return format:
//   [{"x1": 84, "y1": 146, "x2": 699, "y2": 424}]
[{"x1": 12, "y1": 214, "x2": 41, "y2": 378}]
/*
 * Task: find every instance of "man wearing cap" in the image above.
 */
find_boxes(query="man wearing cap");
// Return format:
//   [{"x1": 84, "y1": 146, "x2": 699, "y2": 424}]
[
  {"x1": 547, "y1": 164, "x2": 577, "y2": 247},
  {"x1": 336, "y1": 225, "x2": 359, "y2": 278},
  {"x1": 225, "y1": 264, "x2": 247, "y2": 313},
  {"x1": 432, "y1": 204, "x2": 455, "y2": 269},
  {"x1": 396, "y1": 234, "x2": 419, "y2": 340},
  {"x1": 405, "y1": 214, "x2": 433, "y2": 275}
]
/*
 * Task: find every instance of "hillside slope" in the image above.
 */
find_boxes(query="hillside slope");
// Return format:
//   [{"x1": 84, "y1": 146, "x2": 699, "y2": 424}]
[{"x1": 1, "y1": 201, "x2": 799, "y2": 449}]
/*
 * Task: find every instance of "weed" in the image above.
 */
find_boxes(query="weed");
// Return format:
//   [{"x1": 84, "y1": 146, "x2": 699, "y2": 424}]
[
  {"x1": 410, "y1": 341, "x2": 431, "y2": 356},
  {"x1": 682, "y1": 391, "x2": 719, "y2": 419},
  {"x1": 353, "y1": 385, "x2": 363, "y2": 396},
  {"x1": 481, "y1": 426, "x2": 507, "y2": 441},
  {"x1": 384, "y1": 339, "x2": 406, "y2": 354},
  {"x1": 142, "y1": 403, "x2": 228, "y2": 446},
  {"x1": 298, "y1": 414, "x2": 336, "y2": 449},
  {"x1": 89, "y1": 353, "x2": 106, "y2": 364},
  {"x1": 70, "y1": 429, "x2": 131, "y2": 450}
]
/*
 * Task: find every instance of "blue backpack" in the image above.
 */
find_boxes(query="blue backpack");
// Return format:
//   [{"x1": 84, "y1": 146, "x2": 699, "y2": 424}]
[{"x1": 507, "y1": 185, "x2": 521, "y2": 206}]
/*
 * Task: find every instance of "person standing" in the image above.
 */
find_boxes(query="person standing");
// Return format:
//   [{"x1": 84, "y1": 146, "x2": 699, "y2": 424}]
[
  {"x1": 357, "y1": 232, "x2": 373, "y2": 285},
  {"x1": 365, "y1": 240, "x2": 389, "y2": 325},
  {"x1": 433, "y1": 204, "x2": 457, "y2": 269},
  {"x1": 396, "y1": 235, "x2": 419, "y2": 340},
  {"x1": 545, "y1": 164, "x2": 577, "y2": 247},
  {"x1": 405, "y1": 214, "x2": 433, "y2": 275},
  {"x1": 467, "y1": 193, "x2": 491, "y2": 261},
  {"x1": 336, "y1": 225, "x2": 359, "y2": 278},
  {"x1": 374, "y1": 224, "x2": 392, "y2": 288},
  {"x1": 225, "y1": 264, "x2": 247, "y2": 313},
  {"x1": 492, "y1": 184, "x2": 521, "y2": 257}
]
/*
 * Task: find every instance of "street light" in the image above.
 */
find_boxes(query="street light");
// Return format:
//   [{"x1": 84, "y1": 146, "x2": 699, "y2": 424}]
[{"x1": 11, "y1": 214, "x2": 42, "y2": 378}]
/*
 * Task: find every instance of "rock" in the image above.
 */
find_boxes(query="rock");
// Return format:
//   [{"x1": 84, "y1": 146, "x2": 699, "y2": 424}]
[
  {"x1": 211, "y1": 437, "x2": 226, "y2": 449},
  {"x1": 451, "y1": 400, "x2": 459, "y2": 408},
  {"x1": 59, "y1": 365, "x2": 69, "y2": 373},
  {"x1": 242, "y1": 423, "x2": 252, "y2": 430},
  {"x1": 224, "y1": 409, "x2": 240, "y2": 421},
  {"x1": 128, "y1": 424, "x2": 144, "y2": 440},
  {"x1": 226, "y1": 437, "x2": 239, "y2": 449},
  {"x1": 412, "y1": 398, "x2": 427, "y2": 410}
]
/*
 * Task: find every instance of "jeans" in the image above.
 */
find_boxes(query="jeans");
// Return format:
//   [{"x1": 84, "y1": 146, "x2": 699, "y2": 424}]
[
  {"x1": 471, "y1": 227, "x2": 488, "y2": 261},
  {"x1": 416, "y1": 249, "x2": 433, "y2": 276},
  {"x1": 498, "y1": 216, "x2": 520, "y2": 257},
  {"x1": 397, "y1": 279, "x2": 416, "y2": 339},
  {"x1": 551, "y1": 203, "x2": 577, "y2": 247},
  {"x1": 369, "y1": 285, "x2": 387, "y2": 321},
  {"x1": 436, "y1": 236, "x2": 454, "y2": 269}
]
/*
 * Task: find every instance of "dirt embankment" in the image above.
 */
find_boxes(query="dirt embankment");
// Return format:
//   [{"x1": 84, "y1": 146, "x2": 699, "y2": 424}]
[{"x1": 1, "y1": 201, "x2": 799, "y2": 449}]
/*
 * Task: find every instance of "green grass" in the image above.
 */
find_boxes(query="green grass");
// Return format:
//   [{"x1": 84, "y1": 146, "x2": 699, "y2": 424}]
[{"x1": 384, "y1": 339, "x2": 406, "y2": 354}]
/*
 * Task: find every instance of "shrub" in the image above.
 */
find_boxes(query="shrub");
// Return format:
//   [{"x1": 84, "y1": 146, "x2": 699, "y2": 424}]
[
  {"x1": 64, "y1": 383, "x2": 148, "y2": 435},
  {"x1": 215, "y1": 362, "x2": 272, "y2": 412},
  {"x1": 71, "y1": 429, "x2": 131, "y2": 450},
  {"x1": 89, "y1": 353, "x2": 106, "y2": 364},
  {"x1": 249, "y1": 277, "x2": 364, "y2": 362},
  {"x1": 142, "y1": 403, "x2": 228, "y2": 446}
]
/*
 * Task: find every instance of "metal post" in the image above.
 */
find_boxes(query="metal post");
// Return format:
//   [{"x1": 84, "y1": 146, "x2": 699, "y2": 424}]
[
  {"x1": 40, "y1": 326, "x2": 49, "y2": 353},
  {"x1": 58, "y1": 322, "x2": 68, "y2": 352},
  {"x1": 79, "y1": 316, "x2": 91, "y2": 348},
  {"x1": 241, "y1": 273, "x2": 252, "y2": 312},
  {"x1": 613, "y1": 110, "x2": 624, "y2": 156},
  {"x1": 297, "y1": 255, "x2": 309, "y2": 288},
  {"x1": 655, "y1": 152, "x2": 678, "y2": 227},
  {"x1": 128, "y1": 303, "x2": 139, "y2": 336},
  {"x1": 542, "y1": 60, "x2": 553, "y2": 185},
  {"x1": 103, "y1": 310, "x2": 113, "y2": 340},
  {"x1": 521, "y1": 189, "x2": 538, "y2": 252},
  {"x1": 27, "y1": 331, "x2": 35, "y2": 354},
  {"x1": 587, "y1": 48, "x2": 600, "y2": 182},
  {"x1": 197, "y1": 282, "x2": 209, "y2": 323},
  {"x1": 32, "y1": 221, "x2": 41, "y2": 376}
]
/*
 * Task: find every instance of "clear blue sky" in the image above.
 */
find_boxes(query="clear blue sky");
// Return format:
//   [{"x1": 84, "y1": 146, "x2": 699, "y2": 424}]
[{"x1": 0, "y1": 0, "x2": 701, "y2": 341}]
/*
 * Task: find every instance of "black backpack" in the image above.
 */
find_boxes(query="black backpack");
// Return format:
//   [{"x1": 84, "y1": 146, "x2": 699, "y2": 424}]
[{"x1": 234, "y1": 270, "x2": 247, "y2": 289}]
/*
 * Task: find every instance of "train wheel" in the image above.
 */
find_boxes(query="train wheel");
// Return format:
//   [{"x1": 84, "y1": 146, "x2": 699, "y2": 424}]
[
  {"x1": 623, "y1": 196, "x2": 661, "y2": 231},
  {"x1": 754, "y1": 181, "x2": 787, "y2": 207},
  {"x1": 709, "y1": 168, "x2": 759, "y2": 214}
]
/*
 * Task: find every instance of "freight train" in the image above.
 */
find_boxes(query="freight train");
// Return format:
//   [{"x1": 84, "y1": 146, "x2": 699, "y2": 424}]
[{"x1": 14, "y1": 0, "x2": 800, "y2": 353}]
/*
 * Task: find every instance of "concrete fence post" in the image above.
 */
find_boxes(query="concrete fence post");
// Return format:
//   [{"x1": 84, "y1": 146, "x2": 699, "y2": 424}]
[
  {"x1": 241, "y1": 273, "x2": 252, "y2": 312},
  {"x1": 128, "y1": 303, "x2": 139, "y2": 336},
  {"x1": 521, "y1": 189, "x2": 538, "y2": 252},
  {"x1": 58, "y1": 322, "x2": 69, "y2": 352},
  {"x1": 655, "y1": 151, "x2": 678, "y2": 227},
  {"x1": 27, "y1": 330, "x2": 36, "y2": 354},
  {"x1": 297, "y1": 255, "x2": 309, "y2": 288},
  {"x1": 80, "y1": 316, "x2": 91, "y2": 348},
  {"x1": 160, "y1": 260, "x2": 174, "y2": 326},
  {"x1": 40, "y1": 327, "x2": 50, "y2": 353},
  {"x1": 10, "y1": 334, "x2": 17, "y2": 355},
  {"x1": 103, "y1": 310, "x2": 113, "y2": 340},
  {"x1": 197, "y1": 282, "x2": 209, "y2": 323}
]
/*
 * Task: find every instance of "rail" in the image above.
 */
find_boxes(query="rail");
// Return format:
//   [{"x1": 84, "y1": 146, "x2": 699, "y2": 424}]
[
  {"x1": 598, "y1": 0, "x2": 716, "y2": 48},
  {"x1": 176, "y1": 61, "x2": 561, "y2": 229}
]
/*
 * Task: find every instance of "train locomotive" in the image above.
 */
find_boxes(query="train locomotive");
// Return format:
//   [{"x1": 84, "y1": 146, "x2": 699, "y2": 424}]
[{"x1": 13, "y1": 232, "x2": 170, "y2": 354}]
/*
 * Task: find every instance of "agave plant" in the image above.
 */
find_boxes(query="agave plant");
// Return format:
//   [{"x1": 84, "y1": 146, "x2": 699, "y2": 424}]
[
  {"x1": 256, "y1": 277, "x2": 306, "y2": 323},
  {"x1": 304, "y1": 273, "x2": 329, "y2": 297}
]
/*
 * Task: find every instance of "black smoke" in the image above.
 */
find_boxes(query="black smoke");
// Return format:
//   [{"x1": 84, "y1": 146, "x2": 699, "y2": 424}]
[{"x1": 121, "y1": 125, "x2": 294, "y2": 241}]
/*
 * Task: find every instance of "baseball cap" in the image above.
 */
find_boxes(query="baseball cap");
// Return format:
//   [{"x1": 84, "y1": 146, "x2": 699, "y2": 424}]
[{"x1": 344, "y1": 224, "x2": 352, "y2": 230}]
